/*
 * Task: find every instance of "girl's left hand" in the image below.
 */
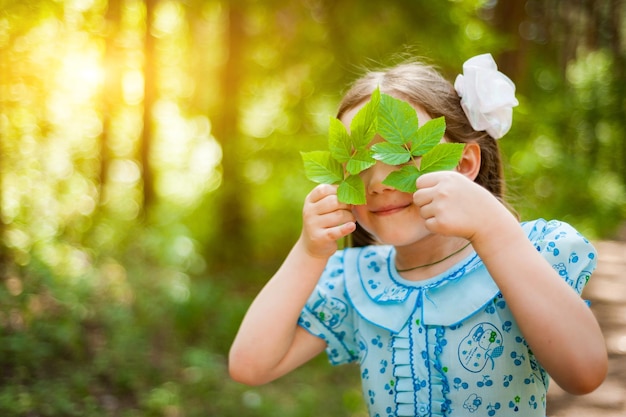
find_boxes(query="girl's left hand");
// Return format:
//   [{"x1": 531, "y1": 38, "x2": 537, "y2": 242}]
[{"x1": 413, "y1": 171, "x2": 511, "y2": 241}]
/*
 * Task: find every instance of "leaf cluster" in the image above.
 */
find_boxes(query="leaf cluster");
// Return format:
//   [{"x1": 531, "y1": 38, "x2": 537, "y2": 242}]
[{"x1": 301, "y1": 88, "x2": 465, "y2": 204}]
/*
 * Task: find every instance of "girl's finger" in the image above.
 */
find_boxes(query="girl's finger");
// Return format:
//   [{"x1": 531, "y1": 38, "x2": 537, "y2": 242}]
[
  {"x1": 325, "y1": 221, "x2": 357, "y2": 241},
  {"x1": 306, "y1": 184, "x2": 337, "y2": 204},
  {"x1": 413, "y1": 186, "x2": 435, "y2": 209},
  {"x1": 323, "y1": 209, "x2": 356, "y2": 228},
  {"x1": 308, "y1": 207, "x2": 355, "y2": 231},
  {"x1": 308, "y1": 186, "x2": 351, "y2": 214},
  {"x1": 320, "y1": 194, "x2": 352, "y2": 215},
  {"x1": 415, "y1": 171, "x2": 445, "y2": 189}
]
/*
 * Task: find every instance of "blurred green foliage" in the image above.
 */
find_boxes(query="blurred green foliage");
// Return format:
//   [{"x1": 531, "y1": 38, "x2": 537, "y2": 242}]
[{"x1": 0, "y1": 0, "x2": 624, "y2": 415}]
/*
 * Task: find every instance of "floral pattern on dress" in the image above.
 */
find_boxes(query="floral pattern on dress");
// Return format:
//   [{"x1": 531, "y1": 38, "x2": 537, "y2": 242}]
[{"x1": 299, "y1": 219, "x2": 596, "y2": 417}]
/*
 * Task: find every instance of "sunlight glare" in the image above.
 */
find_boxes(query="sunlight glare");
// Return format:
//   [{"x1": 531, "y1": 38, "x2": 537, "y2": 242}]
[
  {"x1": 151, "y1": 104, "x2": 223, "y2": 207},
  {"x1": 58, "y1": 49, "x2": 105, "y2": 102},
  {"x1": 108, "y1": 159, "x2": 142, "y2": 184},
  {"x1": 152, "y1": 0, "x2": 185, "y2": 37},
  {"x1": 123, "y1": 69, "x2": 145, "y2": 105},
  {"x1": 241, "y1": 81, "x2": 286, "y2": 139},
  {"x1": 464, "y1": 21, "x2": 484, "y2": 40}
]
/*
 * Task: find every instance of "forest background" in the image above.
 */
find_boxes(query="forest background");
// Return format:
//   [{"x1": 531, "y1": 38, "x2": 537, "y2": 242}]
[{"x1": 0, "y1": 0, "x2": 625, "y2": 416}]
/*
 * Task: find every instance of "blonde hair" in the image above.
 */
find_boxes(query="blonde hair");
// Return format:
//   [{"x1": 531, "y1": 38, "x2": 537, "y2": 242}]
[{"x1": 337, "y1": 61, "x2": 508, "y2": 247}]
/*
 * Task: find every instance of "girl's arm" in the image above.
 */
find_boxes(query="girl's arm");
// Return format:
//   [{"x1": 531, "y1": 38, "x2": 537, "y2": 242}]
[
  {"x1": 476, "y1": 216, "x2": 607, "y2": 394},
  {"x1": 228, "y1": 184, "x2": 356, "y2": 386},
  {"x1": 414, "y1": 171, "x2": 608, "y2": 395}
]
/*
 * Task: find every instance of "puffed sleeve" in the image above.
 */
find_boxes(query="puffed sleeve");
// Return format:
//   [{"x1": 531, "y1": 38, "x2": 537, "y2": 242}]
[
  {"x1": 298, "y1": 250, "x2": 359, "y2": 365},
  {"x1": 526, "y1": 219, "x2": 597, "y2": 296}
]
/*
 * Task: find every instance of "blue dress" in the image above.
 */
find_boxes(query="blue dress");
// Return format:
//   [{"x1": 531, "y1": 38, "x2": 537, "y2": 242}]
[{"x1": 298, "y1": 219, "x2": 596, "y2": 417}]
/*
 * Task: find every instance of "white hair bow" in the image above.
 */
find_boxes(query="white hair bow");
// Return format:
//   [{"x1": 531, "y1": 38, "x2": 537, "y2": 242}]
[{"x1": 454, "y1": 53, "x2": 519, "y2": 139}]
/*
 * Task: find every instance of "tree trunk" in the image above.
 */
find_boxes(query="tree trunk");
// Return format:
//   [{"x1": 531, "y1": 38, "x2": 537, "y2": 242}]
[
  {"x1": 141, "y1": 0, "x2": 157, "y2": 218},
  {"x1": 491, "y1": 0, "x2": 529, "y2": 86},
  {"x1": 97, "y1": 0, "x2": 123, "y2": 208},
  {"x1": 0, "y1": 42, "x2": 7, "y2": 277},
  {"x1": 210, "y1": 2, "x2": 247, "y2": 269},
  {"x1": 607, "y1": 0, "x2": 626, "y2": 184}
]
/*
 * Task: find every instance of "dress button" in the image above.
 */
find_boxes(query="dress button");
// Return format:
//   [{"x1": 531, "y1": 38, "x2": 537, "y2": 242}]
[{"x1": 417, "y1": 403, "x2": 429, "y2": 416}]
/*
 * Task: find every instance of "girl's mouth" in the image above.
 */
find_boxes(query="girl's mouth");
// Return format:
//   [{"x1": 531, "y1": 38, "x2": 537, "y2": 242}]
[{"x1": 372, "y1": 203, "x2": 411, "y2": 216}]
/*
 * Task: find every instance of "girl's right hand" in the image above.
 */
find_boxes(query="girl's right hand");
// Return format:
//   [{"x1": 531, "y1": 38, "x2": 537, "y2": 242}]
[{"x1": 301, "y1": 184, "x2": 356, "y2": 259}]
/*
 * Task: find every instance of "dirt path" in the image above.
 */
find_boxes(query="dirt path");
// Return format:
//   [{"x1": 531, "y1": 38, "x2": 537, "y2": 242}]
[{"x1": 547, "y1": 240, "x2": 626, "y2": 416}]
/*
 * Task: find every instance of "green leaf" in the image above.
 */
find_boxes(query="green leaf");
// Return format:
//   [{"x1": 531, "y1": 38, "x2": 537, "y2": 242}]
[
  {"x1": 378, "y1": 93, "x2": 419, "y2": 146},
  {"x1": 301, "y1": 151, "x2": 343, "y2": 184},
  {"x1": 350, "y1": 88, "x2": 380, "y2": 149},
  {"x1": 328, "y1": 116, "x2": 352, "y2": 162},
  {"x1": 338, "y1": 175, "x2": 366, "y2": 205},
  {"x1": 301, "y1": 92, "x2": 463, "y2": 204},
  {"x1": 346, "y1": 148, "x2": 375, "y2": 175},
  {"x1": 371, "y1": 142, "x2": 411, "y2": 165},
  {"x1": 382, "y1": 165, "x2": 420, "y2": 193},
  {"x1": 419, "y1": 143, "x2": 466, "y2": 174},
  {"x1": 411, "y1": 117, "x2": 446, "y2": 156}
]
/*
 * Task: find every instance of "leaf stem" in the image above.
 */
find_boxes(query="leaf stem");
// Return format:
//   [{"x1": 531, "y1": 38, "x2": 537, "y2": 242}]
[{"x1": 406, "y1": 144, "x2": 420, "y2": 171}]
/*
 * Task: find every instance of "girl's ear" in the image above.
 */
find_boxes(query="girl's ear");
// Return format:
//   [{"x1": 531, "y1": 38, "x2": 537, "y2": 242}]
[{"x1": 457, "y1": 142, "x2": 481, "y2": 181}]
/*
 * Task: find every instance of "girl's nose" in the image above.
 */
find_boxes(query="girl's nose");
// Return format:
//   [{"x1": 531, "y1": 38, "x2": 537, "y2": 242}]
[{"x1": 362, "y1": 161, "x2": 397, "y2": 194}]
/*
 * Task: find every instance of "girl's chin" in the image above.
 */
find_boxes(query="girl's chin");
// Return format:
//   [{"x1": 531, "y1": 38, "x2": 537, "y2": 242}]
[
  {"x1": 370, "y1": 231, "x2": 426, "y2": 247},
  {"x1": 369, "y1": 223, "x2": 433, "y2": 245},
  {"x1": 362, "y1": 219, "x2": 428, "y2": 245}
]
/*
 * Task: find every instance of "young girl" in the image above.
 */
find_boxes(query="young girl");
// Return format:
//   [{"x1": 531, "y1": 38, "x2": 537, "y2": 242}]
[{"x1": 229, "y1": 54, "x2": 607, "y2": 416}]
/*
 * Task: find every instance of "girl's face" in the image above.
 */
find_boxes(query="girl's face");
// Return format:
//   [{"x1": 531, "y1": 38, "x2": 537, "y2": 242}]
[{"x1": 340, "y1": 100, "x2": 437, "y2": 247}]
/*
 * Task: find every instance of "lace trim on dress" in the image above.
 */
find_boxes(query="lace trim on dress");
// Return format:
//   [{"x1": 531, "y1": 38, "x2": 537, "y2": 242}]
[{"x1": 392, "y1": 311, "x2": 451, "y2": 416}]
